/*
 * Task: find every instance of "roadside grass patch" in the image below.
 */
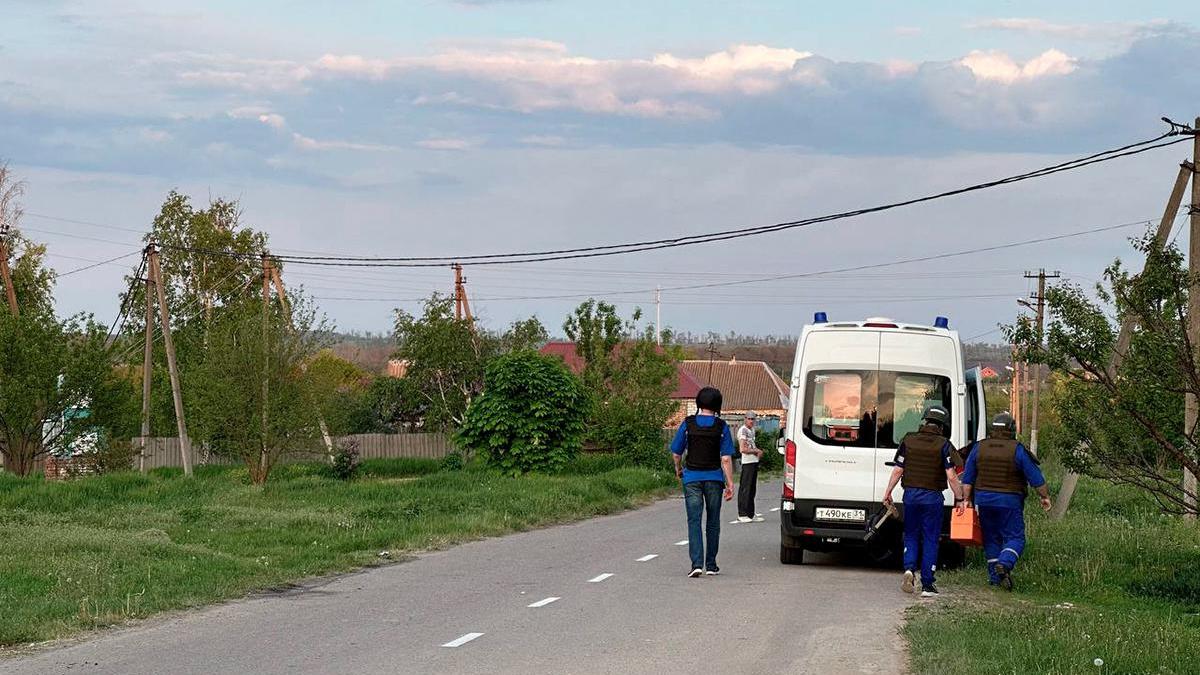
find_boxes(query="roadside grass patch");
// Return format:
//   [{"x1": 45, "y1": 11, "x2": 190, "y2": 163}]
[
  {"x1": 904, "y1": 465, "x2": 1200, "y2": 674},
  {"x1": 0, "y1": 456, "x2": 674, "y2": 647}
]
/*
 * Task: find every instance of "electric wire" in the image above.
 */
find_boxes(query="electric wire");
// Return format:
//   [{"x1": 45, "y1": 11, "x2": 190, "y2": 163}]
[{"x1": 56, "y1": 249, "x2": 144, "y2": 278}]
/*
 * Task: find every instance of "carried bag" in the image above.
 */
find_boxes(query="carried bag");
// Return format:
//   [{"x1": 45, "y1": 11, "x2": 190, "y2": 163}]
[{"x1": 950, "y1": 505, "x2": 984, "y2": 547}]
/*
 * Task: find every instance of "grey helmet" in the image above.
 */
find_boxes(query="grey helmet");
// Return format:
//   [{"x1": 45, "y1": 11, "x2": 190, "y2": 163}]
[
  {"x1": 990, "y1": 412, "x2": 1017, "y2": 437},
  {"x1": 922, "y1": 406, "x2": 950, "y2": 431}
]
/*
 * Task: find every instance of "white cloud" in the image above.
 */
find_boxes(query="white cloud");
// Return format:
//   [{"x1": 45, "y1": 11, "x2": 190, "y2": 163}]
[
  {"x1": 520, "y1": 135, "x2": 566, "y2": 147},
  {"x1": 650, "y1": 44, "x2": 811, "y2": 94},
  {"x1": 959, "y1": 49, "x2": 1077, "y2": 84},
  {"x1": 229, "y1": 106, "x2": 288, "y2": 129},
  {"x1": 292, "y1": 133, "x2": 399, "y2": 152},
  {"x1": 138, "y1": 127, "x2": 172, "y2": 143},
  {"x1": 415, "y1": 137, "x2": 476, "y2": 150}
]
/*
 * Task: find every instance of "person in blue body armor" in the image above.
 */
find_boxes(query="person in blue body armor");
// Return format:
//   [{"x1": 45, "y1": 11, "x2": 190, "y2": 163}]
[
  {"x1": 670, "y1": 386, "x2": 736, "y2": 578},
  {"x1": 881, "y1": 406, "x2": 964, "y2": 598},
  {"x1": 960, "y1": 412, "x2": 1053, "y2": 591}
]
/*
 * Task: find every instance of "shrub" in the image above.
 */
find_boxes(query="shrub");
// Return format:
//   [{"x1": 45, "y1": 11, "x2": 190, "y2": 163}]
[
  {"x1": 456, "y1": 352, "x2": 587, "y2": 475},
  {"x1": 329, "y1": 441, "x2": 360, "y2": 481},
  {"x1": 439, "y1": 450, "x2": 465, "y2": 472}
]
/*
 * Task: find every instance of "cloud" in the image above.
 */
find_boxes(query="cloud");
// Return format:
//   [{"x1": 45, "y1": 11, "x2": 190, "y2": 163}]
[
  {"x1": 520, "y1": 134, "x2": 566, "y2": 147},
  {"x1": 415, "y1": 137, "x2": 476, "y2": 150},
  {"x1": 292, "y1": 133, "x2": 400, "y2": 152},
  {"x1": 968, "y1": 17, "x2": 1171, "y2": 42},
  {"x1": 959, "y1": 49, "x2": 1077, "y2": 84},
  {"x1": 229, "y1": 106, "x2": 288, "y2": 129}
]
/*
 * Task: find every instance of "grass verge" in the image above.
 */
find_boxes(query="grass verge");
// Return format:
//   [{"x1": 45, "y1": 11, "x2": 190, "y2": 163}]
[
  {"x1": 904, "y1": 465, "x2": 1200, "y2": 674},
  {"x1": 0, "y1": 456, "x2": 675, "y2": 648}
]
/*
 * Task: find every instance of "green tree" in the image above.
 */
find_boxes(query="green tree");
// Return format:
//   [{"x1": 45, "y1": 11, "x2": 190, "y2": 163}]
[
  {"x1": 187, "y1": 297, "x2": 331, "y2": 484},
  {"x1": 1009, "y1": 232, "x2": 1195, "y2": 513},
  {"x1": 563, "y1": 299, "x2": 627, "y2": 387},
  {"x1": 456, "y1": 351, "x2": 587, "y2": 475},
  {"x1": 501, "y1": 316, "x2": 550, "y2": 353},
  {"x1": 365, "y1": 376, "x2": 428, "y2": 433},
  {"x1": 306, "y1": 350, "x2": 375, "y2": 435},
  {"x1": 393, "y1": 293, "x2": 498, "y2": 431}
]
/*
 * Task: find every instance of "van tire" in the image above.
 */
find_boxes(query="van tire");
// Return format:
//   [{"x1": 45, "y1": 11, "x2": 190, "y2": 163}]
[
  {"x1": 780, "y1": 543, "x2": 805, "y2": 565},
  {"x1": 939, "y1": 541, "x2": 966, "y2": 569}
]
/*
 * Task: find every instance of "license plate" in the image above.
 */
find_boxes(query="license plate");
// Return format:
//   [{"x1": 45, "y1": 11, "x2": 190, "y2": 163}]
[{"x1": 815, "y1": 507, "x2": 866, "y2": 523}]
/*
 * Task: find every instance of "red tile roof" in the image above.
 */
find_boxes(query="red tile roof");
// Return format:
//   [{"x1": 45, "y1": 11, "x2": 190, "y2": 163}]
[
  {"x1": 539, "y1": 341, "x2": 702, "y2": 400},
  {"x1": 679, "y1": 359, "x2": 789, "y2": 411}
]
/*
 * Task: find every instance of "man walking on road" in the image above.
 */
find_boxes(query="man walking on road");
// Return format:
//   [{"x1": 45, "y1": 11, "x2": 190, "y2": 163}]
[
  {"x1": 736, "y1": 411, "x2": 765, "y2": 523},
  {"x1": 671, "y1": 386, "x2": 736, "y2": 578},
  {"x1": 960, "y1": 412, "x2": 1052, "y2": 591}
]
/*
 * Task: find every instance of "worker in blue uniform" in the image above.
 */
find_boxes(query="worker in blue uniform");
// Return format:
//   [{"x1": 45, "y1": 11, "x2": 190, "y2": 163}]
[
  {"x1": 882, "y1": 406, "x2": 963, "y2": 598},
  {"x1": 960, "y1": 412, "x2": 1053, "y2": 591}
]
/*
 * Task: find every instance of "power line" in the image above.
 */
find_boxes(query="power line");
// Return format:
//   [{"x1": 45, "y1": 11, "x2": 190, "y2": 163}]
[
  {"x1": 56, "y1": 249, "x2": 144, "y2": 277},
  {"x1": 162, "y1": 129, "x2": 1189, "y2": 268}
]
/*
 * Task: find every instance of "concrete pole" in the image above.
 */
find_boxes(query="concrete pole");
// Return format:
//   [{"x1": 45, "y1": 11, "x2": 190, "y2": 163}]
[
  {"x1": 1186, "y1": 116, "x2": 1200, "y2": 519},
  {"x1": 139, "y1": 271, "x2": 154, "y2": 473}
]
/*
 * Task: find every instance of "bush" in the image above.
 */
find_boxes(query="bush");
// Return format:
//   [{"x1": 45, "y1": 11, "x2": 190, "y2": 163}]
[
  {"x1": 329, "y1": 441, "x2": 360, "y2": 481},
  {"x1": 755, "y1": 428, "x2": 782, "y2": 471},
  {"x1": 86, "y1": 437, "x2": 138, "y2": 475},
  {"x1": 456, "y1": 352, "x2": 587, "y2": 475},
  {"x1": 439, "y1": 450, "x2": 465, "y2": 472}
]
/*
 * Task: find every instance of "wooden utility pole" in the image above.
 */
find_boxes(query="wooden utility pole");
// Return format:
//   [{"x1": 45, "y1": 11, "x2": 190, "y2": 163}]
[
  {"x1": 1013, "y1": 361, "x2": 1023, "y2": 435},
  {"x1": 1052, "y1": 158, "x2": 1196, "y2": 519},
  {"x1": 655, "y1": 286, "x2": 662, "y2": 345},
  {"x1": 148, "y1": 244, "x2": 192, "y2": 476},
  {"x1": 0, "y1": 228, "x2": 17, "y2": 317},
  {"x1": 1024, "y1": 269, "x2": 1061, "y2": 458},
  {"x1": 452, "y1": 263, "x2": 474, "y2": 325},
  {"x1": 1186, "y1": 116, "x2": 1200, "y2": 519},
  {"x1": 261, "y1": 253, "x2": 272, "y2": 475},
  {"x1": 139, "y1": 272, "x2": 154, "y2": 473}
]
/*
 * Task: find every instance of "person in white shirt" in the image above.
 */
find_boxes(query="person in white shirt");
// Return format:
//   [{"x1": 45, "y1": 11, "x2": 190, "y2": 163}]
[{"x1": 736, "y1": 411, "x2": 765, "y2": 522}]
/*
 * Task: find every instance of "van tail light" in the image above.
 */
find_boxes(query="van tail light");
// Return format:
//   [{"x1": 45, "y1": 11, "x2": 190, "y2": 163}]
[{"x1": 782, "y1": 439, "x2": 797, "y2": 499}]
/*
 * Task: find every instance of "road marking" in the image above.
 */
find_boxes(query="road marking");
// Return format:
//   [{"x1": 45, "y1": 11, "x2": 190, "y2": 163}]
[
  {"x1": 442, "y1": 633, "x2": 484, "y2": 648},
  {"x1": 527, "y1": 597, "x2": 560, "y2": 608},
  {"x1": 636, "y1": 554, "x2": 658, "y2": 562},
  {"x1": 588, "y1": 573, "x2": 614, "y2": 583},
  {"x1": 770, "y1": 507, "x2": 780, "y2": 512},
  {"x1": 674, "y1": 540, "x2": 688, "y2": 546}
]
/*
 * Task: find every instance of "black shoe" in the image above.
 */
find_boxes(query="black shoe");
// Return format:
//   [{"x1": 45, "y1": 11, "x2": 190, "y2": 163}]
[
  {"x1": 920, "y1": 584, "x2": 939, "y2": 598},
  {"x1": 688, "y1": 568, "x2": 703, "y2": 578},
  {"x1": 705, "y1": 565, "x2": 720, "y2": 576},
  {"x1": 993, "y1": 563, "x2": 1013, "y2": 591}
]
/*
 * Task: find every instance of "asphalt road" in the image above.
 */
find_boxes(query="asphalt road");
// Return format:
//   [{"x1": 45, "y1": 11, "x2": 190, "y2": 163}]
[{"x1": 1, "y1": 491, "x2": 913, "y2": 675}]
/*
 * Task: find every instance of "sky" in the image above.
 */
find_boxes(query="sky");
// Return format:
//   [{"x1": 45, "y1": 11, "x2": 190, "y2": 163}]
[{"x1": 3, "y1": 0, "x2": 1199, "y2": 343}]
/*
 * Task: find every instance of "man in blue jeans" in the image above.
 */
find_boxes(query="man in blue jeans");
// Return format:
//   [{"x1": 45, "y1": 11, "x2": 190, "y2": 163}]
[{"x1": 670, "y1": 386, "x2": 736, "y2": 578}]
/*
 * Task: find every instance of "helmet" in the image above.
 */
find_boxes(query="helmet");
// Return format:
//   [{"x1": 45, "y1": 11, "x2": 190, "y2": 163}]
[
  {"x1": 991, "y1": 412, "x2": 1016, "y2": 437},
  {"x1": 922, "y1": 405, "x2": 949, "y2": 430},
  {"x1": 695, "y1": 386, "x2": 723, "y2": 414}
]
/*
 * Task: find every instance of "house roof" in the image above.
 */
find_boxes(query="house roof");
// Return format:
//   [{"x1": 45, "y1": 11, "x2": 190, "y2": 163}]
[
  {"x1": 539, "y1": 341, "x2": 703, "y2": 400},
  {"x1": 679, "y1": 359, "x2": 789, "y2": 411}
]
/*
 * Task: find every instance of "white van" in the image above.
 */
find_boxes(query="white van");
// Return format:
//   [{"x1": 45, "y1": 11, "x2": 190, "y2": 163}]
[{"x1": 778, "y1": 314, "x2": 987, "y2": 565}]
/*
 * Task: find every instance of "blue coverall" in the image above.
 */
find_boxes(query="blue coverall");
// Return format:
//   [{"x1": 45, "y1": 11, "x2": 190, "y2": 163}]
[
  {"x1": 961, "y1": 442, "x2": 1047, "y2": 583},
  {"x1": 894, "y1": 440, "x2": 955, "y2": 588}
]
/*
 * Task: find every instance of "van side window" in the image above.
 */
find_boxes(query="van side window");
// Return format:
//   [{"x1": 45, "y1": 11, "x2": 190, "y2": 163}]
[
  {"x1": 803, "y1": 370, "x2": 951, "y2": 449},
  {"x1": 803, "y1": 371, "x2": 879, "y2": 447}
]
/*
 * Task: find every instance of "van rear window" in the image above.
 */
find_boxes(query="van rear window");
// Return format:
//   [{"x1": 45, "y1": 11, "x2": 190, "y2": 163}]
[{"x1": 802, "y1": 370, "x2": 951, "y2": 449}]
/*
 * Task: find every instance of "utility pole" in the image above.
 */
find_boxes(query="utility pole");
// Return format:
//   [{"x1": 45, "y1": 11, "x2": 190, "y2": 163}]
[
  {"x1": 1186, "y1": 115, "x2": 1200, "y2": 519},
  {"x1": 139, "y1": 270, "x2": 154, "y2": 473},
  {"x1": 148, "y1": 244, "x2": 192, "y2": 476},
  {"x1": 705, "y1": 342, "x2": 719, "y2": 384},
  {"x1": 261, "y1": 253, "x2": 272, "y2": 476},
  {"x1": 452, "y1": 263, "x2": 473, "y2": 325},
  {"x1": 655, "y1": 286, "x2": 662, "y2": 345},
  {"x1": 1052, "y1": 157, "x2": 1196, "y2": 520},
  {"x1": 0, "y1": 224, "x2": 17, "y2": 317},
  {"x1": 1024, "y1": 269, "x2": 1060, "y2": 458}
]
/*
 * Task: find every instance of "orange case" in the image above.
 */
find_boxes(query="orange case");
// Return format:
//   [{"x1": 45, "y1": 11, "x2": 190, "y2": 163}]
[{"x1": 950, "y1": 506, "x2": 984, "y2": 547}]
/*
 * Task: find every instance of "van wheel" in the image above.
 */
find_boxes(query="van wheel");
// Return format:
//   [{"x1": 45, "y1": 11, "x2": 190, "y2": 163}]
[
  {"x1": 939, "y1": 541, "x2": 966, "y2": 569},
  {"x1": 780, "y1": 543, "x2": 805, "y2": 565}
]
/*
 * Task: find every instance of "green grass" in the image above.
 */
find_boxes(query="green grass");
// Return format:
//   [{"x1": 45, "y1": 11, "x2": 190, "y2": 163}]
[
  {"x1": 0, "y1": 456, "x2": 675, "y2": 647},
  {"x1": 905, "y1": 465, "x2": 1200, "y2": 674}
]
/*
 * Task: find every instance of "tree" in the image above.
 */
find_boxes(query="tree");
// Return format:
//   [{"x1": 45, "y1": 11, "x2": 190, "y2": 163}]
[
  {"x1": 563, "y1": 299, "x2": 677, "y2": 466},
  {"x1": 501, "y1": 316, "x2": 550, "y2": 353},
  {"x1": 365, "y1": 376, "x2": 428, "y2": 433},
  {"x1": 393, "y1": 293, "x2": 498, "y2": 431},
  {"x1": 1009, "y1": 232, "x2": 1196, "y2": 513},
  {"x1": 456, "y1": 352, "x2": 587, "y2": 475},
  {"x1": 186, "y1": 297, "x2": 331, "y2": 484},
  {"x1": 306, "y1": 350, "x2": 375, "y2": 435}
]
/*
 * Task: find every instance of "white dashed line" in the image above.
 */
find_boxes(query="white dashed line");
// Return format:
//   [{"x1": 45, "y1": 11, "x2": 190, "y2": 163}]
[
  {"x1": 674, "y1": 540, "x2": 688, "y2": 546},
  {"x1": 769, "y1": 507, "x2": 780, "y2": 512},
  {"x1": 527, "y1": 597, "x2": 560, "y2": 608},
  {"x1": 588, "y1": 573, "x2": 614, "y2": 583},
  {"x1": 442, "y1": 633, "x2": 484, "y2": 648},
  {"x1": 636, "y1": 554, "x2": 658, "y2": 562}
]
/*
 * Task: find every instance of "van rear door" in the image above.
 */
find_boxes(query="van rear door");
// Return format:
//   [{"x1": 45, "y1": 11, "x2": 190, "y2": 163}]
[{"x1": 964, "y1": 366, "x2": 988, "y2": 447}]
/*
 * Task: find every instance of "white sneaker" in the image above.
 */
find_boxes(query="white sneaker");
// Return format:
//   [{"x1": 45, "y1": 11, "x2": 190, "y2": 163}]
[
  {"x1": 688, "y1": 568, "x2": 703, "y2": 578},
  {"x1": 751, "y1": 516, "x2": 766, "y2": 522},
  {"x1": 737, "y1": 516, "x2": 753, "y2": 523},
  {"x1": 901, "y1": 570, "x2": 915, "y2": 594}
]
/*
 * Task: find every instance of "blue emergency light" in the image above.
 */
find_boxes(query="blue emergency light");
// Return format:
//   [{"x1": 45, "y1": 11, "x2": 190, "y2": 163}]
[
  {"x1": 934, "y1": 316, "x2": 950, "y2": 329},
  {"x1": 814, "y1": 312, "x2": 828, "y2": 324}
]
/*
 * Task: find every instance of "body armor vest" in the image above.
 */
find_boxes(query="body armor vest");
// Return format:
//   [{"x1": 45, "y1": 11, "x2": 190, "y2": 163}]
[
  {"x1": 900, "y1": 427, "x2": 949, "y2": 491},
  {"x1": 974, "y1": 438, "x2": 1027, "y2": 494},
  {"x1": 684, "y1": 416, "x2": 725, "y2": 471}
]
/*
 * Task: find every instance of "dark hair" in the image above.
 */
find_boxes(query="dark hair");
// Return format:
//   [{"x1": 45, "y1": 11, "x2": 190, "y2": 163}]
[{"x1": 696, "y1": 386, "x2": 723, "y2": 413}]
